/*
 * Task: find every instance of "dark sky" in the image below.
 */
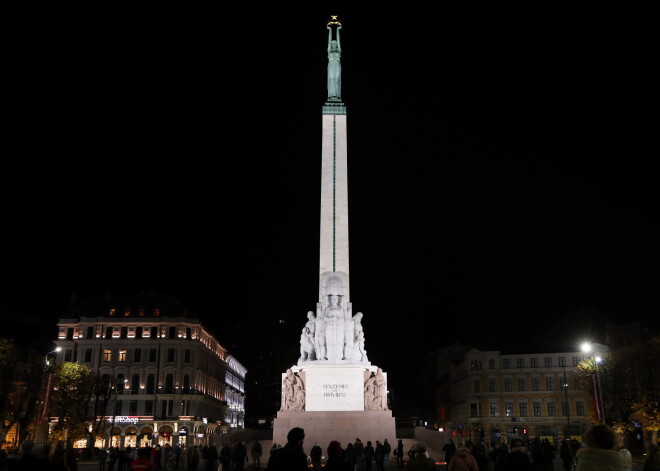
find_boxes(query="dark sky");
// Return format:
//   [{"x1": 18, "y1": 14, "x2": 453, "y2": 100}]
[{"x1": 2, "y1": 7, "x2": 657, "y2": 415}]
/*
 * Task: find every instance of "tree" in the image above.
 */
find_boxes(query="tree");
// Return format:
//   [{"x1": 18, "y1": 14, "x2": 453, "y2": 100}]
[
  {"x1": 576, "y1": 335, "x2": 660, "y2": 447},
  {"x1": 0, "y1": 338, "x2": 45, "y2": 448},
  {"x1": 49, "y1": 362, "x2": 96, "y2": 447}
]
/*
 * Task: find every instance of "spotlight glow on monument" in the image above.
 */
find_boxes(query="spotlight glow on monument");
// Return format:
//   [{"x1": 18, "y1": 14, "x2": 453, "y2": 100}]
[{"x1": 271, "y1": 17, "x2": 397, "y2": 448}]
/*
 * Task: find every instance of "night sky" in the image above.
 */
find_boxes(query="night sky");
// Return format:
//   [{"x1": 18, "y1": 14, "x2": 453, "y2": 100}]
[{"x1": 2, "y1": 7, "x2": 656, "y2": 417}]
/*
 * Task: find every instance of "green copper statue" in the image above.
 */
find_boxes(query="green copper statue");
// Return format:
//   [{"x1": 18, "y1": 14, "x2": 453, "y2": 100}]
[{"x1": 327, "y1": 17, "x2": 342, "y2": 101}]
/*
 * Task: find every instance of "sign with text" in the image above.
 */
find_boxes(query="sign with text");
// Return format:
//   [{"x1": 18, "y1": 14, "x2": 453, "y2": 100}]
[{"x1": 305, "y1": 366, "x2": 365, "y2": 411}]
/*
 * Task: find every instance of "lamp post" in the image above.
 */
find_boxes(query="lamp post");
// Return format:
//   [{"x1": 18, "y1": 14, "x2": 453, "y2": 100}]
[
  {"x1": 45, "y1": 347, "x2": 62, "y2": 366},
  {"x1": 108, "y1": 378, "x2": 128, "y2": 448},
  {"x1": 562, "y1": 365, "x2": 570, "y2": 439},
  {"x1": 581, "y1": 343, "x2": 605, "y2": 423}
]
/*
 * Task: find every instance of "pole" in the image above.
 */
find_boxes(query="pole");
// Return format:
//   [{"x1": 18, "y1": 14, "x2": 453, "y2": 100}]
[
  {"x1": 562, "y1": 366, "x2": 570, "y2": 439},
  {"x1": 595, "y1": 358, "x2": 605, "y2": 423}
]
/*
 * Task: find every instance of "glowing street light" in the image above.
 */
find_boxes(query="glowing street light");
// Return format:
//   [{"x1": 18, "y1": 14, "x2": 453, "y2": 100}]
[
  {"x1": 45, "y1": 347, "x2": 62, "y2": 366},
  {"x1": 581, "y1": 342, "x2": 605, "y2": 423}
]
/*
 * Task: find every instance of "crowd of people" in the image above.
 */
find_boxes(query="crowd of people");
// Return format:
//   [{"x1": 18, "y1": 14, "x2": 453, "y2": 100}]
[
  {"x1": 2, "y1": 424, "x2": 659, "y2": 471},
  {"x1": 439, "y1": 424, "x2": 660, "y2": 471}
]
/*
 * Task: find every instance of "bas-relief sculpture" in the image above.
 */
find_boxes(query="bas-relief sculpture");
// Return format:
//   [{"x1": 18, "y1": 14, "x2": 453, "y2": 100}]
[
  {"x1": 281, "y1": 368, "x2": 306, "y2": 411},
  {"x1": 364, "y1": 368, "x2": 388, "y2": 411}
]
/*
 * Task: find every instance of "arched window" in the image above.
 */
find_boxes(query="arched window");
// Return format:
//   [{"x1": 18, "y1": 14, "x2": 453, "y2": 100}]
[
  {"x1": 165, "y1": 374, "x2": 174, "y2": 394},
  {"x1": 147, "y1": 374, "x2": 155, "y2": 394},
  {"x1": 183, "y1": 375, "x2": 190, "y2": 394},
  {"x1": 131, "y1": 374, "x2": 140, "y2": 394},
  {"x1": 116, "y1": 374, "x2": 125, "y2": 395}
]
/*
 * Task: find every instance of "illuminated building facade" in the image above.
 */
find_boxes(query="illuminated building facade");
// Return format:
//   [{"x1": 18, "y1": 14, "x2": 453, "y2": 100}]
[
  {"x1": 446, "y1": 348, "x2": 595, "y2": 444},
  {"x1": 49, "y1": 293, "x2": 246, "y2": 448}
]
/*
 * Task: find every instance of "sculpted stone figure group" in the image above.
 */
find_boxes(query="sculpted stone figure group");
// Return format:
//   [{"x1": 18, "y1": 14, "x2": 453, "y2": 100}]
[
  {"x1": 298, "y1": 302, "x2": 369, "y2": 364},
  {"x1": 364, "y1": 368, "x2": 388, "y2": 410},
  {"x1": 281, "y1": 368, "x2": 305, "y2": 411}
]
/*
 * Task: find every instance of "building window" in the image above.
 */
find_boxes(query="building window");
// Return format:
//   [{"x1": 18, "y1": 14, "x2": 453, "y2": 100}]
[
  {"x1": 183, "y1": 375, "x2": 190, "y2": 394},
  {"x1": 145, "y1": 400, "x2": 153, "y2": 416},
  {"x1": 562, "y1": 400, "x2": 569, "y2": 417},
  {"x1": 518, "y1": 377, "x2": 526, "y2": 392},
  {"x1": 128, "y1": 401, "x2": 138, "y2": 415},
  {"x1": 104, "y1": 349, "x2": 112, "y2": 362},
  {"x1": 489, "y1": 359, "x2": 496, "y2": 369},
  {"x1": 532, "y1": 377, "x2": 540, "y2": 391},
  {"x1": 516, "y1": 358, "x2": 525, "y2": 368},
  {"x1": 504, "y1": 378, "x2": 512, "y2": 392},
  {"x1": 576, "y1": 401, "x2": 586, "y2": 416},
  {"x1": 117, "y1": 375, "x2": 125, "y2": 395},
  {"x1": 548, "y1": 402, "x2": 556, "y2": 417},
  {"x1": 470, "y1": 403, "x2": 478, "y2": 418},
  {"x1": 489, "y1": 378, "x2": 497, "y2": 392},
  {"x1": 519, "y1": 403, "x2": 528, "y2": 417},
  {"x1": 149, "y1": 349, "x2": 157, "y2": 362},
  {"x1": 147, "y1": 374, "x2": 155, "y2": 394},
  {"x1": 473, "y1": 379, "x2": 480, "y2": 393},
  {"x1": 151, "y1": 327, "x2": 158, "y2": 338},
  {"x1": 106, "y1": 327, "x2": 113, "y2": 339},
  {"x1": 471, "y1": 360, "x2": 483, "y2": 371},
  {"x1": 546, "y1": 377, "x2": 554, "y2": 391},
  {"x1": 572, "y1": 356, "x2": 580, "y2": 366},
  {"x1": 131, "y1": 374, "x2": 140, "y2": 394},
  {"x1": 84, "y1": 349, "x2": 92, "y2": 363},
  {"x1": 530, "y1": 358, "x2": 538, "y2": 368},
  {"x1": 533, "y1": 401, "x2": 542, "y2": 416},
  {"x1": 167, "y1": 349, "x2": 175, "y2": 362},
  {"x1": 558, "y1": 357, "x2": 566, "y2": 367},
  {"x1": 490, "y1": 403, "x2": 498, "y2": 417},
  {"x1": 169, "y1": 326, "x2": 176, "y2": 339},
  {"x1": 119, "y1": 350, "x2": 127, "y2": 362},
  {"x1": 505, "y1": 402, "x2": 513, "y2": 416},
  {"x1": 136, "y1": 326, "x2": 143, "y2": 338},
  {"x1": 86, "y1": 326, "x2": 94, "y2": 339},
  {"x1": 544, "y1": 357, "x2": 553, "y2": 367},
  {"x1": 134, "y1": 349, "x2": 142, "y2": 362},
  {"x1": 64, "y1": 350, "x2": 73, "y2": 362},
  {"x1": 165, "y1": 374, "x2": 174, "y2": 393},
  {"x1": 184, "y1": 349, "x2": 191, "y2": 363},
  {"x1": 114, "y1": 401, "x2": 122, "y2": 415},
  {"x1": 503, "y1": 359, "x2": 511, "y2": 369}
]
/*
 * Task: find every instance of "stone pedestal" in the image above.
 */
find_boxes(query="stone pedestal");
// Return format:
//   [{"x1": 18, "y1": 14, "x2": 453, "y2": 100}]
[
  {"x1": 272, "y1": 410, "x2": 396, "y2": 452},
  {"x1": 274, "y1": 364, "x2": 395, "y2": 450}
]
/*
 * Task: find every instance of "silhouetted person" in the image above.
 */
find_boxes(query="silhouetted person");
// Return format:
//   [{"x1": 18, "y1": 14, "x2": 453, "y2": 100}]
[
  {"x1": 310, "y1": 443, "x2": 323, "y2": 469},
  {"x1": 266, "y1": 427, "x2": 307, "y2": 471},
  {"x1": 364, "y1": 441, "x2": 375, "y2": 471}
]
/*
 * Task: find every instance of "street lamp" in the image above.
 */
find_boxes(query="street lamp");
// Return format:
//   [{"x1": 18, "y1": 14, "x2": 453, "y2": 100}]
[
  {"x1": 108, "y1": 378, "x2": 129, "y2": 448},
  {"x1": 581, "y1": 343, "x2": 605, "y2": 423},
  {"x1": 562, "y1": 365, "x2": 570, "y2": 439},
  {"x1": 45, "y1": 347, "x2": 62, "y2": 366}
]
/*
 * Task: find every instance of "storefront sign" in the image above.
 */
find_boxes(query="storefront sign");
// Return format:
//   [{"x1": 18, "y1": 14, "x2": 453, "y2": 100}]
[{"x1": 112, "y1": 416, "x2": 140, "y2": 424}]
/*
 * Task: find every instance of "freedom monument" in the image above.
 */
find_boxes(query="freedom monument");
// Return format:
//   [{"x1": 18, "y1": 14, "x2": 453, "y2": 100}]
[{"x1": 271, "y1": 16, "x2": 397, "y2": 448}]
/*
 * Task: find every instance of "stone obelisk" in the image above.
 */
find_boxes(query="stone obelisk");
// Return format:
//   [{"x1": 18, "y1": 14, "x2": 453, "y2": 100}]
[{"x1": 272, "y1": 16, "x2": 396, "y2": 450}]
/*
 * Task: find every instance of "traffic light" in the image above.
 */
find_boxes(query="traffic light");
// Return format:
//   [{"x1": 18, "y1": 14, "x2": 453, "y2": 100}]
[
  {"x1": 513, "y1": 427, "x2": 520, "y2": 434},
  {"x1": 523, "y1": 428, "x2": 527, "y2": 435}
]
